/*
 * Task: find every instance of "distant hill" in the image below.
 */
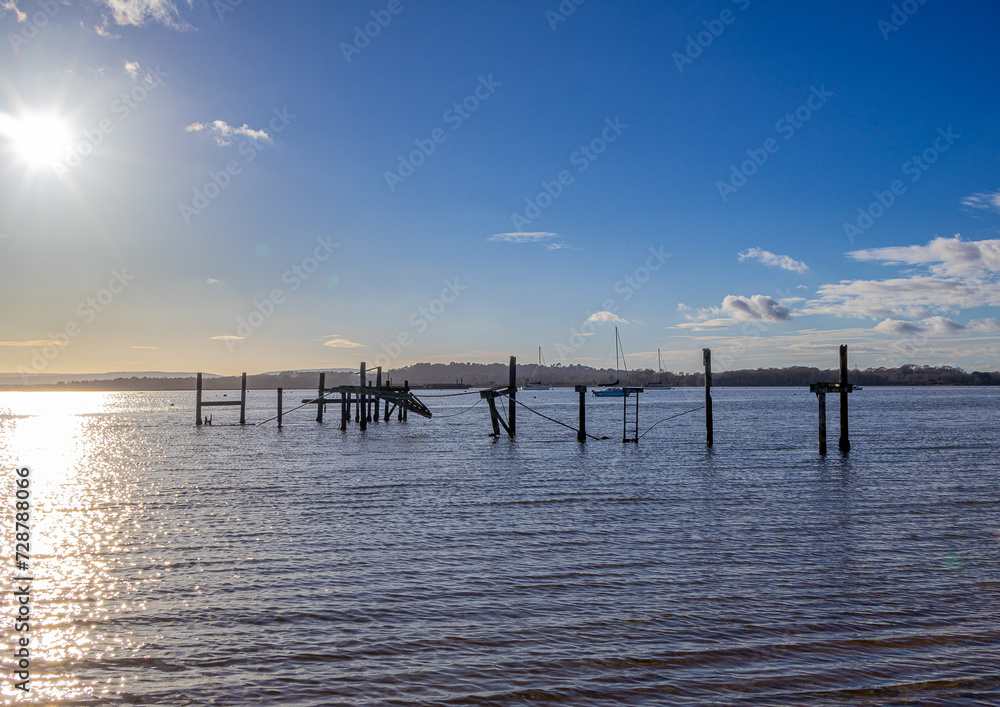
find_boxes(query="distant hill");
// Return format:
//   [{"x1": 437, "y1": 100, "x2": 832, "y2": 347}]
[{"x1": 3, "y1": 363, "x2": 999, "y2": 391}]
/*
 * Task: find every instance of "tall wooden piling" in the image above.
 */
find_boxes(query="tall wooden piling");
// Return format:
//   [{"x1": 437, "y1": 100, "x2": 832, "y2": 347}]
[
  {"x1": 360, "y1": 362, "x2": 367, "y2": 431},
  {"x1": 575, "y1": 385, "x2": 587, "y2": 443},
  {"x1": 374, "y1": 367, "x2": 382, "y2": 422},
  {"x1": 814, "y1": 383, "x2": 827, "y2": 454},
  {"x1": 340, "y1": 390, "x2": 349, "y2": 431},
  {"x1": 277, "y1": 387, "x2": 283, "y2": 429},
  {"x1": 508, "y1": 356, "x2": 516, "y2": 437},
  {"x1": 703, "y1": 348, "x2": 713, "y2": 446},
  {"x1": 239, "y1": 372, "x2": 247, "y2": 425},
  {"x1": 839, "y1": 345, "x2": 850, "y2": 453},
  {"x1": 196, "y1": 372, "x2": 203, "y2": 426},
  {"x1": 401, "y1": 380, "x2": 408, "y2": 421},
  {"x1": 316, "y1": 372, "x2": 325, "y2": 423}
]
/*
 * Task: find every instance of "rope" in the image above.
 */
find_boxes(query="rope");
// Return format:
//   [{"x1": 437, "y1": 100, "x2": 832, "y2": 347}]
[
  {"x1": 418, "y1": 390, "x2": 483, "y2": 397},
  {"x1": 511, "y1": 397, "x2": 609, "y2": 441},
  {"x1": 254, "y1": 392, "x2": 338, "y2": 427},
  {"x1": 433, "y1": 397, "x2": 484, "y2": 418},
  {"x1": 636, "y1": 406, "x2": 704, "y2": 441}
]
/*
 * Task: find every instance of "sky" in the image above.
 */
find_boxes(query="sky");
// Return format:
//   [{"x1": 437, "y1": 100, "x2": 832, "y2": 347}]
[{"x1": 1, "y1": 0, "x2": 1000, "y2": 378}]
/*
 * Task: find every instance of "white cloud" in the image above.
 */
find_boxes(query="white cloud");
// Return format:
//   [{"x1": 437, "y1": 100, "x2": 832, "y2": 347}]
[
  {"x1": 738, "y1": 247, "x2": 809, "y2": 273},
  {"x1": 721, "y1": 294, "x2": 791, "y2": 322},
  {"x1": 1, "y1": 1, "x2": 26, "y2": 22},
  {"x1": 209, "y1": 335, "x2": 244, "y2": 341},
  {"x1": 124, "y1": 61, "x2": 141, "y2": 78},
  {"x1": 674, "y1": 318, "x2": 736, "y2": 331},
  {"x1": 322, "y1": 338, "x2": 364, "y2": 349},
  {"x1": 130, "y1": 345, "x2": 158, "y2": 350},
  {"x1": 676, "y1": 303, "x2": 692, "y2": 312},
  {"x1": 100, "y1": 0, "x2": 192, "y2": 29},
  {"x1": 874, "y1": 316, "x2": 1000, "y2": 337},
  {"x1": 488, "y1": 232, "x2": 559, "y2": 244},
  {"x1": 185, "y1": 120, "x2": 272, "y2": 147},
  {"x1": 587, "y1": 311, "x2": 628, "y2": 324},
  {"x1": 803, "y1": 276, "x2": 1000, "y2": 320},
  {"x1": 961, "y1": 190, "x2": 1000, "y2": 214},
  {"x1": 848, "y1": 235, "x2": 1000, "y2": 278}
]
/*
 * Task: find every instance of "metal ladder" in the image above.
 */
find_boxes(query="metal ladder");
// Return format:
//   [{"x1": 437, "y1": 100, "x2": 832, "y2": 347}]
[{"x1": 622, "y1": 388, "x2": 641, "y2": 443}]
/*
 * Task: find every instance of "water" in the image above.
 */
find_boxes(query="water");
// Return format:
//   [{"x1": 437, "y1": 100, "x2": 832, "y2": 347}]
[{"x1": 2, "y1": 387, "x2": 1000, "y2": 705}]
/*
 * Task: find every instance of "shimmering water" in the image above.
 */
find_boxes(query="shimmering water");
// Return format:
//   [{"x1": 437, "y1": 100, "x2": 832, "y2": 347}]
[{"x1": 2, "y1": 387, "x2": 1000, "y2": 705}]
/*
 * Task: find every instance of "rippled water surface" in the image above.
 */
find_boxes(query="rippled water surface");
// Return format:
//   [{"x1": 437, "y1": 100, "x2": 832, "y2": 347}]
[{"x1": 2, "y1": 386, "x2": 1000, "y2": 705}]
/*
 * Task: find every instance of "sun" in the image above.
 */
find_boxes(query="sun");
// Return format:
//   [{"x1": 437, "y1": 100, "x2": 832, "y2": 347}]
[{"x1": 0, "y1": 111, "x2": 73, "y2": 171}]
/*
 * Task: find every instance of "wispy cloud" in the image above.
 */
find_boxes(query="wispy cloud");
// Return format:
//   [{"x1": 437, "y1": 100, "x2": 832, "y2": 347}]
[
  {"x1": 961, "y1": 190, "x2": 1000, "y2": 214},
  {"x1": 0, "y1": 339, "x2": 63, "y2": 347},
  {"x1": 130, "y1": 345, "x2": 158, "y2": 350},
  {"x1": 874, "y1": 316, "x2": 1000, "y2": 336},
  {"x1": 802, "y1": 276, "x2": 1000, "y2": 320},
  {"x1": 322, "y1": 337, "x2": 365, "y2": 349},
  {"x1": 488, "y1": 231, "x2": 559, "y2": 245},
  {"x1": 99, "y1": 0, "x2": 192, "y2": 29},
  {"x1": 848, "y1": 235, "x2": 1000, "y2": 278},
  {"x1": 587, "y1": 311, "x2": 628, "y2": 324},
  {"x1": 209, "y1": 335, "x2": 244, "y2": 341},
  {"x1": 674, "y1": 294, "x2": 791, "y2": 330},
  {"x1": 124, "y1": 61, "x2": 141, "y2": 78},
  {"x1": 738, "y1": 247, "x2": 808, "y2": 273},
  {"x1": 185, "y1": 120, "x2": 272, "y2": 147},
  {"x1": 1, "y1": 0, "x2": 26, "y2": 22}
]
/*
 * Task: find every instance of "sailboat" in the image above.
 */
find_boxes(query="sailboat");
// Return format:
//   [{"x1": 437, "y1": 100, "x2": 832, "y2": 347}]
[
  {"x1": 593, "y1": 327, "x2": 642, "y2": 397},
  {"x1": 521, "y1": 347, "x2": 551, "y2": 390},
  {"x1": 645, "y1": 349, "x2": 673, "y2": 390}
]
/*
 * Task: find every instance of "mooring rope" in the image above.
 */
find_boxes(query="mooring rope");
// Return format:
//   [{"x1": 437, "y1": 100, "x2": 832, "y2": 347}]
[
  {"x1": 636, "y1": 406, "x2": 705, "y2": 441},
  {"x1": 433, "y1": 397, "x2": 485, "y2": 418},
  {"x1": 511, "y1": 397, "x2": 609, "y2": 441}
]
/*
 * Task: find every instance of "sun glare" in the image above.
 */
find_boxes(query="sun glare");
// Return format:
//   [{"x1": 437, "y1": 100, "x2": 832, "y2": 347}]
[{"x1": 0, "y1": 111, "x2": 73, "y2": 171}]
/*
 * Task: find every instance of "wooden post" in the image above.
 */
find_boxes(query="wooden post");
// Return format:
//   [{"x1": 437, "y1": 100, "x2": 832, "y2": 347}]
[
  {"x1": 360, "y1": 363, "x2": 367, "y2": 431},
  {"x1": 486, "y1": 396, "x2": 502, "y2": 436},
  {"x1": 816, "y1": 384, "x2": 827, "y2": 455},
  {"x1": 316, "y1": 372, "x2": 325, "y2": 423},
  {"x1": 839, "y1": 344, "x2": 850, "y2": 453},
  {"x1": 277, "y1": 387, "x2": 283, "y2": 429},
  {"x1": 374, "y1": 366, "x2": 382, "y2": 423},
  {"x1": 196, "y1": 372, "x2": 203, "y2": 426},
  {"x1": 575, "y1": 385, "x2": 587, "y2": 442},
  {"x1": 239, "y1": 372, "x2": 247, "y2": 425},
  {"x1": 366, "y1": 381, "x2": 373, "y2": 422},
  {"x1": 340, "y1": 390, "x2": 349, "y2": 431},
  {"x1": 403, "y1": 381, "x2": 408, "y2": 420},
  {"x1": 508, "y1": 355, "x2": 516, "y2": 437},
  {"x1": 703, "y1": 348, "x2": 713, "y2": 446}
]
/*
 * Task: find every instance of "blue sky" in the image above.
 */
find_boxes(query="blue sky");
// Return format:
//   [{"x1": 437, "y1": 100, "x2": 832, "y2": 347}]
[{"x1": 1, "y1": 0, "x2": 1000, "y2": 377}]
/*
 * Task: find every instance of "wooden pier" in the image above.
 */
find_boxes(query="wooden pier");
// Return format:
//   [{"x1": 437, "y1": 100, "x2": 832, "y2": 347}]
[{"x1": 195, "y1": 345, "x2": 858, "y2": 454}]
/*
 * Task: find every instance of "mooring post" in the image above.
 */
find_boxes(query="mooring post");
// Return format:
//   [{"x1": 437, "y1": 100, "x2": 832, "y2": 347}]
[
  {"x1": 403, "y1": 380, "x2": 408, "y2": 421},
  {"x1": 374, "y1": 367, "x2": 382, "y2": 423},
  {"x1": 340, "y1": 390, "x2": 349, "y2": 431},
  {"x1": 575, "y1": 385, "x2": 587, "y2": 442},
  {"x1": 196, "y1": 372, "x2": 203, "y2": 426},
  {"x1": 839, "y1": 344, "x2": 850, "y2": 453},
  {"x1": 277, "y1": 387, "x2": 283, "y2": 429},
  {"x1": 239, "y1": 372, "x2": 247, "y2": 425},
  {"x1": 316, "y1": 372, "x2": 325, "y2": 423},
  {"x1": 508, "y1": 355, "x2": 516, "y2": 437},
  {"x1": 703, "y1": 348, "x2": 713, "y2": 446},
  {"x1": 360, "y1": 363, "x2": 367, "y2": 431},
  {"x1": 816, "y1": 384, "x2": 827, "y2": 455},
  {"x1": 366, "y1": 381, "x2": 373, "y2": 422}
]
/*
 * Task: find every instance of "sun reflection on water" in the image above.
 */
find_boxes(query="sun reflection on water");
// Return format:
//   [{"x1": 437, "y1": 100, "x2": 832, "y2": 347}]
[{"x1": 0, "y1": 392, "x2": 145, "y2": 704}]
